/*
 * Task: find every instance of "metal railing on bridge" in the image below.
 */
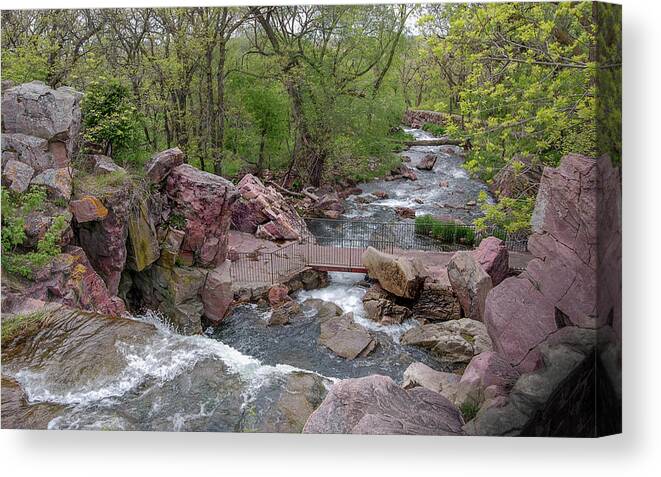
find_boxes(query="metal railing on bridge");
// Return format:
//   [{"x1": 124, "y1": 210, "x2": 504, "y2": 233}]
[{"x1": 230, "y1": 217, "x2": 528, "y2": 285}]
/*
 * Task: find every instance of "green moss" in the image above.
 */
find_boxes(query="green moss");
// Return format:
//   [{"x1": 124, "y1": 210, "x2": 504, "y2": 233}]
[{"x1": 1, "y1": 310, "x2": 48, "y2": 346}]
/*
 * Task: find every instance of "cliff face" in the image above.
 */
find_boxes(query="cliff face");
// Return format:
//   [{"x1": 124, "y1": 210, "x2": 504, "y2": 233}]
[{"x1": 2, "y1": 82, "x2": 238, "y2": 333}]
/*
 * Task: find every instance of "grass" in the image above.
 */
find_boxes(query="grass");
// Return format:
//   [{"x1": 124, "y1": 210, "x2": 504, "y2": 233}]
[
  {"x1": 414, "y1": 214, "x2": 476, "y2": 246},
  {"x1": 1, "y1": 309, "x2": 48, "y2": 347},
  {"x1": 74, "y1": 169, "x2": 131, "y2": 197},
  {"x1": 421, "y1": 122, "x2": 446, "y2": 137},
  {"x1": 460, "y1": 400, "x2": 481, "y2": 423}
]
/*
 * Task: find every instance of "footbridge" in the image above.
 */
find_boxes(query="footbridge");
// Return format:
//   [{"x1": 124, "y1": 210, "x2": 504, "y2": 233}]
[{"x1": 230, "y1": 218, "x2": 528, "y2": 286}]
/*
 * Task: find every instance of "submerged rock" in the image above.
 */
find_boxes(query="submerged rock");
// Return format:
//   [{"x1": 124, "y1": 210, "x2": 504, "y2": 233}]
[
  {"x1": 303, "y1": 374, "x2": 465, "y2": 435},
  {"x1": 416, "y1": 153, "x2": 437, "y2": 170}
]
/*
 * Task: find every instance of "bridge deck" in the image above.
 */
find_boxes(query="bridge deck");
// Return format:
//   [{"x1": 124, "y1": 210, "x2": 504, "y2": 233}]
[{"x1": 230, "y1": 239, "x2": 533, "y2": 286}]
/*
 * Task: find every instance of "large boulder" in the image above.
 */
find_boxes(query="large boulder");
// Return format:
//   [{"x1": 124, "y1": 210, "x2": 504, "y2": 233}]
[
  {"x1": 402, "y1": 362, "x2": 461, "y2": 403},
  {"x1": 410, "y1": 268, "x2": 462, "y2": 322},
  {"x1": 401, "y1": 318, "x2": 492, "y2": 364},
  {"x1": 447, "y1": 251, "x2": 492, "y2": 321},
  {"x1": 1, "y1": 81, "x2": 82, "y2": 157},
  {"x1": 200, "y1": 260, "x2": 233, "y2": 325},
  {"x1": 484, "y1": 154, "x2": 622, "y2": 372},
  {"x1": 454, "y1": 351, "x2": 520, "y2": 409},
  {"x1": 361, "y1": 246, "x2": 425, "y2": 299},
  {"x1": 362, "y1": 283, "x2": 411, "y2": 325},
  {"x1": 473, "y1": 237, "x2": 509, "y2": 286},
  {"x1": 1, "y1": 158, "x2": 34, "y2": 193},
  {"x1": 231, "y1": 174, "x2": 307, "y2": 241},
  {"x1": 1, "y1": 133, "x2": 57, "y2": 173},
  {"x1": 319, "y1": 312, "x2": 376, "y2": 360},
  {"x1": 303, "y1": 374, "x2": 465, "y2": 435},
  {"x1": 166, "y1": 164, "x2": 238, "y2": 268},
  {"x1": 144, "y1": 147, "x2": 184, "y2": 183}
]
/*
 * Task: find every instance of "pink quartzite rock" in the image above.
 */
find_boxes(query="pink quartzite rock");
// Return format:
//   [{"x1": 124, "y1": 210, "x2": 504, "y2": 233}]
[
  {"x1": 1, "y1": 246, "x2": 125, "y2": 316},
  {"x1": 231, "y1": 174, "x2": 308, "y2": 241},
  {"x1": 69, "y1": 196, "x2": 108, "y2": 223},
  {"x1": 77, "y1": 185, "x2": 130, "y2": 296},
  {"x1": 166, "y1": 164, "x2": 238, "y2": 268},
  {"x1": 1, "y1": 81, "x2": 82, "y2": 158},
  {"x1": 144, "y1": 147, "x2": 184, "y2": 183},
  {"x1": 447, "y1": 251, "x2": 492, "y2": 321},
  {"x1": 1, "y1": 158, "x2": 34, "y2": 193},
  {"x1": 30, "y1": 167, "x2": 72, "y2": 200},
  {"x1": 484, "y1": 154, "x2": 622, "y2": 372},
  {"x1": 201, "y1": 260, "x2": 233, "y2": 324},
  {"x1": 473, "y1": 236, "x2": 509, "y2": 286},
  {"x1": 268, "y1": 284, "x2": 291, "y2": 307},
  {"x1": 454, "y1": 351, "x2": 520, "y2": 408},
  {"x1": 303, "y1": 374, "x2": 466, "y2": 435}
]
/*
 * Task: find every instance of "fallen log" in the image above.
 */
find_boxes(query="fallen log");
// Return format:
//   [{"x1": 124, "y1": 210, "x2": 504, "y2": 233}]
[{"x1": 266, "y1": 180, "x2": 319, "y2": 201}]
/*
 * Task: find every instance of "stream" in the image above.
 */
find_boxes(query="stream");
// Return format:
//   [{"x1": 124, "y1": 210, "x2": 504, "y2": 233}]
[{"x1": 3, "y1": 127, "x2": 489, "y2": 431}]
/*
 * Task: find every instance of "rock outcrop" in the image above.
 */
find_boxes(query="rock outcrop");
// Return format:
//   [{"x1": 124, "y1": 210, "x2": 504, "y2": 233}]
[
  {"x1": 303, "y1": 374, "x2": 465, "y2": 435},
  {"x1": 144, "y1": 147, "x2": 184, "y2": 183},
  {"x1": 447, "y1": 251, "x2": 492, "y2": 321},
  {"x1": 484, "y1": 154, "x2": 622, "y2": 372},
  {"x1": 401, "y1": 318, "x2": 492, "y2": 364},
  {"x1": 453, "y1": 351, "x2": 520, "y2": 409},
  {"x1": 361, "y1": 246, "x2": 425, "y2": 299},
  {"x1": 464, "y1": 327, "x2": 618, "y2": 436},
  {"x1": 1, "y1": 246, "x2": 125, "y2": 316},
  {"x1": 473, "y1": 237, "x2": 509, "y2": 286},
  {"x1": 231, "y1": 174, "x2": 308, "y2": 241},
  {"x1": 166, "y1": 164, "x2": 238, "y2": 268}
]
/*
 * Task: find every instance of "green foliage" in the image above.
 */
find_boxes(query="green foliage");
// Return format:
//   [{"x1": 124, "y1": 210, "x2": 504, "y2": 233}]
[
  {"x1": 474, "y1": 191, "x2": 534, "y2": 234},
  {"x1": 415, "y1": 215, "x2": 476, "y2": 246},
  {"x1": 1, "y1": 309, "x2": 48, "y2": 346},
  {"x1": 421, "y1": 122, "x2": 445, "y2": 137},
  {"x1": 82, "y1": 78, "x2": 142, "y2": 165},
  {"x1": 1, "y1": 186, "x2": 68, "y2": 279},
  {"x1": 460, "y1": 400, "x2": 480, "y2": 423},
  {"x1": 168, "y1": 213, "x2": 186, "y2": 231}
]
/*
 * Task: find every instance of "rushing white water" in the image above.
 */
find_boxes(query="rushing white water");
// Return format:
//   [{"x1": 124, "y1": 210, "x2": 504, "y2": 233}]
[
  {"x1": 14, "y1": 309, "x2": 323, "y2": 414},
  {"x1": 296, "y1": 272, "x2": 417, "y2": 342}
]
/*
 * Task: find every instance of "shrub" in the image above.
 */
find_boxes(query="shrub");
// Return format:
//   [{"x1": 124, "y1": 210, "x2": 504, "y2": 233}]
[
  {"x1": 1, "y1": 186, "x2": 69, "y2": 279},
  {"x1": 460, "y1": 400, "x2": 480, "y2": 422}
]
